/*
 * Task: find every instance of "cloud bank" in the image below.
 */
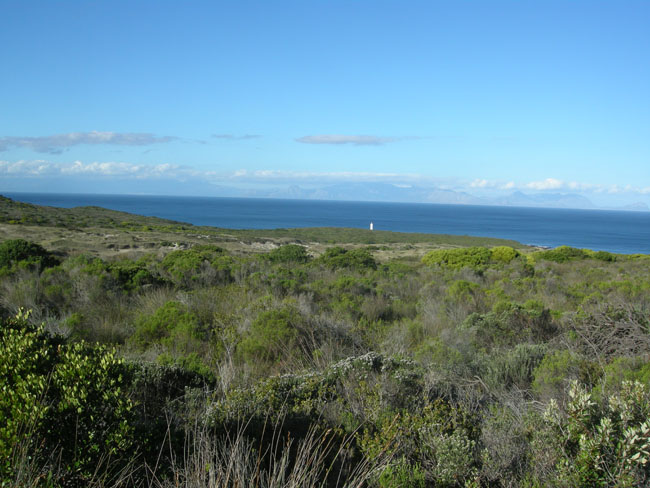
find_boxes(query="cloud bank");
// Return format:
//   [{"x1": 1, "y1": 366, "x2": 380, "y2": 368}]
[
  {"x1": 0, "y1": 131, "x2": 177, "y2": 154},
  {"x1": 0, "y1": 161, "x2": 412, "y2": 185},
  {"x1": 295, "y1": 135, "x2": 400, "y2": 146},
  {"x1": 471, "y1": 177, "x2": 650, "y2": 196},
  {"x1": 526, "y1": 178, "x2": 564, "y2": 190},
  {"x1": 470, "y1": 179, "x2": 515, "y2": 190},
  {"x1": 2, "y1": 161, "x2": 649, "y2": 203},
  {"x1": 212, "y1": 134, "x2": 261, "y2": 141},
  {"x1": 0, "y1": 160, "x2": 188, "y2": 179}
]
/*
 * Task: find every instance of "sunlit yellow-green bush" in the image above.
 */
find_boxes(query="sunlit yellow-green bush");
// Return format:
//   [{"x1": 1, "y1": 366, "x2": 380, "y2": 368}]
[{"x1": 0, "y1": 311, "x2": 134, "y2": 483}]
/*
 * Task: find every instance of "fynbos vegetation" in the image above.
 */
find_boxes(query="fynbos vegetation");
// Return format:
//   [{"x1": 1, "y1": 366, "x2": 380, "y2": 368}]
[{"x1": 1, "y1": 196, "x2": 649, "y2": 487}]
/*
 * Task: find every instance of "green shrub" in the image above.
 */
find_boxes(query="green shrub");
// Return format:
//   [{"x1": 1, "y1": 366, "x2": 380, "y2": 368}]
[
  {"x1": 591, "y1": 250, "x2": 616, "y2": 262},
  {"x1": 534, "y1": 246, "x2": 586, "y2": 263},
  {"x1": 238, "y1": 306, "x2": 302, "y2": 364},
  {"x1": 359, "y1": 399, "x2": 479, "y2": 486},
  {"x1": 379, "y1": 458, "x2": 426, "y2": 488},
  {"x1": 266, "y1": 244, "x2": 311, "y2": 263},
  {"x1": 532, "y1": 350, "x2": 599, "y2": 400},
  {"x1": 161, "y1": 245, "x2": 232, "y2": 285},
  {"x1": 599, "y1": 357, "x2": 650, "y2": 395},
  {"x1": 131, "y1": 301, "x2": 204, "y2": 354},
  {"x1": 127, "y1": 360, "x2": 213, "y2": 473},
  {"x1": 483, "y1": 344, "x2": 548, "y2": 390},
  {"x1": 461, "y1": 302, "x2": 557, "y2": 352},
  {"x1": 422, "y1": 246, "x2": 491, "y2": 270},
  {"x1": 533, "y1": 380, "x2": 650, "y2": 486},
  {"x1": 447, "y1": 279, "x2": 482, "y2": 302},
  {"x1": 332, "y1": 274, "x2": 375, "y2": 295},
  {"x1": 480, "y1": 404, "x2": 529, "y2": 484},
  {"x1": 330, "y1": 293, "x2": 365, "y2": 321},
  {"x1": 490, "y1": 246, "x2": 521, "y2": 264},
  {"x1": 0, "y1": 311, "x2": 134, "y2": 482},
  {"x1": 265, "y1": 266, "x2": 308, "y2": 296},
  {"x1": 157, "y1": 351, "x2": 215, "y2": 380},
  {"x1": 50, "y1": 342, "x2": 134, "y2": 475},
  {"x1": 317, "y1": 247, "x2": 377, "y2": 270},
  {"x1": 210, "y1": 352, "x2": 422, "y2": 434},
  {"x1": 381, "y1": 260, "x2": 416, "y2": 278},
  {"x1": 0, "y1": 239, "x2": 58, "y2": 272},
  {"x1": 415, "y1": 338, "x2": 465, "y2": 372},
  {"x1": 107, "y1": 259, "x2": 161, "y2": 290},
  {"x1": 0, "y1": 311, "x2": 54, "y2": 466}
]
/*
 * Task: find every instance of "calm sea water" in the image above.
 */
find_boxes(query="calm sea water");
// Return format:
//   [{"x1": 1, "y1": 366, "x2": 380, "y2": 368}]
[{"x1": 4, "y1": 192, "x2": 650, "y2": 254}]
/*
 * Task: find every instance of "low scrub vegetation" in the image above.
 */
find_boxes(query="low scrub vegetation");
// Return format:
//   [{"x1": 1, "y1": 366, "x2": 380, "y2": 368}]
[{"x1": 1, "y1": 201, "x2": 650, "y2": 487}]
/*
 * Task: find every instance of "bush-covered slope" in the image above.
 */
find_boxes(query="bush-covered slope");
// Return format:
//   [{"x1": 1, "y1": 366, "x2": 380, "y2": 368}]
[{"x1": 1, "y1": 197, "x2": 649, "y2": 487}]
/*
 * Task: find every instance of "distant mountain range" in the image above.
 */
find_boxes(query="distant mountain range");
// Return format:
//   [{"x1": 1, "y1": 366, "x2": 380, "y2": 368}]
[
  {"x1": 4, "y1": 176, "x2": 647, "y2": 211},
  {"x1": 490, "y1": 191, "x2": 596, "y2": 209},
  {"x1": 238, "y1": 182, "x2": 649, "y2": 212}
]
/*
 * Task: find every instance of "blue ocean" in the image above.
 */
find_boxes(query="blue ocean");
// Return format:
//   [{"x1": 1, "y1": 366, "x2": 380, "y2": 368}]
[{"x1": 4, "y1": 192, "x2": 650, "y2": 254}]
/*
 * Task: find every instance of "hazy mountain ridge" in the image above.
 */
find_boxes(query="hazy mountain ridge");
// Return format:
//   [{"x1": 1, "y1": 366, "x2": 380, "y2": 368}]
[
  {"x1": 490, "y1": 191, "x2": 596, "y2": 209},
  {"x1": 5, "y1": 178, "x2": 646, "y2": 211},
  {"x1": 242, "y1": 182, "x2": 649, "y2": 212}
]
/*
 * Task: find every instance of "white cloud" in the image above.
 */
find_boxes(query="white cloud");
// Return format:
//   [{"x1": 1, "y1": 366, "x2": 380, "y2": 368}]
[
  {"x1": 0, "y1": 160, "x2": 57, "y2": 175},
  {"x1": 462, "y1": 176, "x2": 647, "y2": 198},
  {"x1": 470, "y1": 179, "x2": 490, "y2": 188},
  {"x1": 226, "y1": 169, "x2": 408, "y2": 183},
  {"x1": 295, "y1": 135, "x2": 399, "y2": 146},
  {"x1": 212, "y1": 134, "x2": 261, "y2": 140},
  {"x1": 0, "y1": 159, "x2": 190, "y2": 179},
  {"x1": 0, "y1": 161, "x2": 425, "y2": 187},
  {"x1": 470, "y1": 178, "x2": 515, "y2": 190},
  {"x1": 0, "y1": 131, "x2": 177, "y2": 154},
  {"x1": 60, "y1": 161, "x2": 144, "y2": 176},
  {"x1": 2, "y1": 160, "x2": 648, "y2": 204},
  {"x1": 525, "y1": 178, "x2": 565, "y2": 190}
]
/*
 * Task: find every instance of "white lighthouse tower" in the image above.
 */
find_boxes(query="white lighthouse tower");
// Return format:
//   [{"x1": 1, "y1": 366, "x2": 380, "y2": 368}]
[{"x1": 369, "y1": 222, "x2": 374, "y2": 231}]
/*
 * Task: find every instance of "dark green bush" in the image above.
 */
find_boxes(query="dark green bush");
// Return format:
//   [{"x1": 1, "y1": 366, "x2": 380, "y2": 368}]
[
  {"x1": 378, "y1": 458, "x2": 426, "y2": 488},
  {"x1": 360, "y1": 399, "x2": 480, "y2": 486},
  {"x1": 532, "y1": 350, "x2": 599, "y2": 400},
  {"x1": 238, "y1": 306, "x2": 303, "y2": 364},
  {"x1": 317, "y1": 246, "x2": 377, "y2": 270},
  {"x1": 127, "y1": 361, "x2": 213, "y2": 472},
  {"x1": 331, "y1": 274, "x2": 375, "y2": 295},
  {"x1": 265, "y1": 266, "x2": 308, "y2": 296},
  {"x1": 131, "y1": 300, "x2": 204, "y2": 353},
  {"x1": 0, "y1": 239, "x2": 59, "y2": 272},
  {"x1": 266, "y1": 244, "x2": 311, "y2": 263},
  {"x1": 534, "y1": 245, "x2": 586, "y2": 263},
  {"x1": 107, "y1": 259, "x2": 162, "y2": 290},
  {"x1": 462, "y1": 301, "x2": 558, "y2": 351},
  {"x1": 591, "y1": 250, "x2": 616, "y2": 262},
  {"x1": 161, "y1": 244, "x2": 232, "y2": 286}
]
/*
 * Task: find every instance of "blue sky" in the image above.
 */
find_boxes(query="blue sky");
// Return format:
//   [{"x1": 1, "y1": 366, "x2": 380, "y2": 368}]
[{"x1": 1, "y1": 1, "x2": 649, "y2": 207}]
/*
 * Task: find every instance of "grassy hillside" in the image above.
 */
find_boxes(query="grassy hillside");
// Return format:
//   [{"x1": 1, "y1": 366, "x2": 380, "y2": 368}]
[{"x1": 0, "y1": 193, "x2": 526, "y2": 246}]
